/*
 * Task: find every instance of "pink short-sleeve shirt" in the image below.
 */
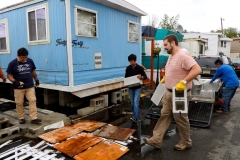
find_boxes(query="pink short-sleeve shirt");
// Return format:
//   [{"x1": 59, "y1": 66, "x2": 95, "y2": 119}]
[{"x1": 165, "y1": 50, "x2": 197, "y2": 89}]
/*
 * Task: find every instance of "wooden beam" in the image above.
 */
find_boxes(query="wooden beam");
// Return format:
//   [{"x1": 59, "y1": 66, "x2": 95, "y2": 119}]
[
  {"x1": 150, "y1": 38, "x2": 154, "y2": 90},
  {"x1": 142, "y1": 36, "x2": 155, "y2": 90}
]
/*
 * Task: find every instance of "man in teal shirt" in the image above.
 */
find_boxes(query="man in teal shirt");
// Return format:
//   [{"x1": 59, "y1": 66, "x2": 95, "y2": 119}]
[{"x1": 210, "y1": 59, "x2": 239, "y2": 114}]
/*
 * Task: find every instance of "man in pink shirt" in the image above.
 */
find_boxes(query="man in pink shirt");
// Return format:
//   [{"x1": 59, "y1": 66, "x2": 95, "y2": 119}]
[{"x1": 144, "y1": 35, "x2": 201, "y2": 151}]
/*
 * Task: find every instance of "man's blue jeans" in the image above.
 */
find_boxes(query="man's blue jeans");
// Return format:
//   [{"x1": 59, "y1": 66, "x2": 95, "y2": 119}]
[
  {"x1": 129, "y1": 88, "x2": 141, "y2": 119},
  {"x1": 222, "y1": 87, "x2": 238, "y2": 112}
]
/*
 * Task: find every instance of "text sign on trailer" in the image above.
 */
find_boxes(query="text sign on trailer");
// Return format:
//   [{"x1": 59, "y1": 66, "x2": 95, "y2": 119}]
[{"x1": 95, "y1": 52, "x2": 102, "y2": 69}]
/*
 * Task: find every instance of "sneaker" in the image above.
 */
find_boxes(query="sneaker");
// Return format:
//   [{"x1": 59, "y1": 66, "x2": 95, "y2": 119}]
[
  {"x1": 19, "y1": 119, "x2": 26, "y2": 124},
  {"x1": 31, "y1": 118, "x2": 42, "y2": 124},
  {"x1": 143, "y1": 138, "x2": 161, "y2": 149},
  {"x1": 130, "y1": 117, "x2": 137, "y2": 123},
  {"x1": 216, "y1": 110, "x2": 228, "y2": 115},
  {"x1": 174, "y1": 142, "x2": 192, "y2": 151}
]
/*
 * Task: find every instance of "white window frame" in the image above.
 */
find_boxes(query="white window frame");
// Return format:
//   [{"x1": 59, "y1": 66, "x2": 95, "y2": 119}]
[
  {"x1": 0, "y1": 18, "x2": 10, "y2": 54},
  {"x1": 74, "y1": 5, "x2": 98, "y2": 38},
  {"x1": 128, "y1": 20, "x2": 140, "y2": 43},
  {"x1": 26, "y1": 3, "x2": 50, "y2": 45}
]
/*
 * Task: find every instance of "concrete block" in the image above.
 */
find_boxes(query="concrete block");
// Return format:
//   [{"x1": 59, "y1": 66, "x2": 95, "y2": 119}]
[
  {"x1": 3, "y1": 108, "x2": 70, "y2": 139},
  {"x1": 203, "y1": 83, "x2": 220, "y2": 91},
  {"x1": 124, "y1": 75, "x2": 143, "y2": 87},
  {"x1": 90, "y1": 97, "x2": 105, "y2": 110},
  {"x1": 77, "y1": 107, "x2": 95, "y2": 116},
  {"x1": 82, "y1": 108, "x2": 109, "y2": 122},
  {"x1": 200, "y1": 90, "x2": 215, "y2": 99},
  {"x1": 7, "y1": 126, "x2": 20, "y2": 135},
  {"x1": 110, "y1": 105, "x2": 123, "y2": 117},
  {"x1": 0, "y1": 129, "x2": 9, "y2": 138},
  {"x1": 95, "y1": 109, "x2": 108, "y2": 122},
  {"x1": 121, "y1": 88, "x2": 129, "y2": 101},
  {"x1": 59, "y1": 91, "x2": 75, "y2": 106},
  {"x1": 172, "y1": 87, "x2": 188, "y2": 116},
  {"x1": 111, "y1": 91, "x2": 122, "y2": 104},
  {"x1": 44, "y1": 89, "x2": 58, "y2": 95},
  {"x1": 193, "y1": 75, "x2": 203, "y2": 85},
  {"x1": 151, "y1": 83, "x2": 166, "y2": 106},
  {"x1": 68, "y1": 101, "x2": 82, "y2": 108},
  {"x1": 0, "y1": 101, "x2": 16, "y2": 112},
  {"x1": 100, "y1": 94, "x2": 109, "y2": 107},
  {"x1": 0, "y1": 117, "x2": 10, "y2": 129},
  {"x1": 44, "y1": 94, "x2": 59, "y2": 105},
  {"x1": 191, "y1": 85, "x2": 202, "y2": 95}
]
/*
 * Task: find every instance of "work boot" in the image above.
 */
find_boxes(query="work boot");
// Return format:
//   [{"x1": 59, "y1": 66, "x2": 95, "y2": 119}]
[
  {"x1": 19, "y1": 119, "x2": 26, "y2": 124},
  {"x1": 143, "y1": 138, "x2": 161, "y2": 149},
  {"x1": 130, "y1": 117, "x2": 137, "y2": 123},
  {"x1": 216, "y1": 110, "x2": 228, "y2": 115},
  {"x1": 174, "y1": 141, "x2": 192, "y2": 151},
  {"x1": 31, "y1": 118, "x2": 42, "y2": 124}
]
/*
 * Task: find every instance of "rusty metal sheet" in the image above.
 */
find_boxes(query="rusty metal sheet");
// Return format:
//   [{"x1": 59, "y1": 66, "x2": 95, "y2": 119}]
[
  {"x1": 38, "y1": 125, "x2": 84, "y2": 143},
  {"x1": 39, "y1": 120, "x2": 106, "y2": 143},
  {"x1": 54, "y1": 133, "x2": 102, "y2": 157},
  {"x1": 73, "y1": 120, "x2": 107, "y2": 132},
  {"x1": 74, "y1": 140, "x2": 129, "y2": 160},
  {"x1": 96, "y1": 125, "x2": 135, "y2": 141}
]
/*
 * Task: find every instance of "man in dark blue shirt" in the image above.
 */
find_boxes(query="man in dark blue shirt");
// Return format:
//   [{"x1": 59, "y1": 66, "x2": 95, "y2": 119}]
[
  {"x1": 125, "y1": 54, "x2": 147, "y2": 122},
  {"x1": 7, "y1": 48, "x2": 41, "y2": 124},
  {"x1": 210, "y1": 59, "x2": 239, "y2": 114}
]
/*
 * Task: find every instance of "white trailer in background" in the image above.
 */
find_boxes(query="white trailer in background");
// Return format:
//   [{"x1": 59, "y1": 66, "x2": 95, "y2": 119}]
[{"x1": 180, "y1": 38, "x2": 207, "y2": 57}]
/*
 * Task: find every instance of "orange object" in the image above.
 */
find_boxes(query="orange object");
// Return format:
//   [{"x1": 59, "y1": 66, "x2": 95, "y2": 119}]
[
  {"x1": 142, "y1": 78, "x2": 150, "y2": 85},
  {"x1": 218, "y1": 99, "x2": 225, "y2": 105},
  {"x1": 160, "y1": 68, "x2": 165, "y2": 80},
  {"x1": 0, "y1": 67, "x2": 4, "y2": 78},
  {"x1": 74, "y1": 140, "x2": 129, "y2": 160}
]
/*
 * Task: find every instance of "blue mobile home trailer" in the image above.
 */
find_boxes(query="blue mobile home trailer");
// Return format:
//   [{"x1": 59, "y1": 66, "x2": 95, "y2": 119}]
[{"x1": 0, "y1": 0, "x2": 147, "y2": 98}]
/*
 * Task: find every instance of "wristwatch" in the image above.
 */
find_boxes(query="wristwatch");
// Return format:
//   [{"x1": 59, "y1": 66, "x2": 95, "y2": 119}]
[{"x1": 182, "y1": 80, "x2": 187, "y2": 84}]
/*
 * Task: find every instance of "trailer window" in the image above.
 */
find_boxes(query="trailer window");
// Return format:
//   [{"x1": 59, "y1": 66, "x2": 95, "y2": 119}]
[
  {"x1": 75, "y1": 6, "x2": 98, "y2": 38},
  {"x1": 26, "y1": 3, "x2": 49, "y2": 45},
  {"x1": 128, "y1": 21, "x2": 140, "y2": 43},
  {"x1": 0, "y1": 19, "x2": 10, "y2": 54}
]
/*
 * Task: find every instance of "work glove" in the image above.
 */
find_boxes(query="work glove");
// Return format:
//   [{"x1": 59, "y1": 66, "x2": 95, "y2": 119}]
[
  {"x1": 160, "y1": 76, "x2": 165, "y2": 83},
  {"x1": 13, "y1": 81, "x2": 24, "y2": 88},
  {"x1": 35, "y1": 80, "x2": 39, "y2": 87},
  {"x1": 175, "y1": 80, "x2": 186, "y2": 91}
]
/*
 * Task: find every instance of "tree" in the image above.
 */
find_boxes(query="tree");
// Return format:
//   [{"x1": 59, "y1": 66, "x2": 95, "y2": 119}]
[
  {"x1": 211, "y1": 28, "x2": 239, "y2": 38},
  {"x1": 224, "y1": 27, "x2": 238, "y2": 38},
  {"x1": 210, "y1": 29, "x2": 222, "y2": 33},
  {"x1": 158, "y1": 14, "x2": 180, "y2": 30},
  {"x1": 147, "y1": 14, "x2": 160, "y2": 28}
]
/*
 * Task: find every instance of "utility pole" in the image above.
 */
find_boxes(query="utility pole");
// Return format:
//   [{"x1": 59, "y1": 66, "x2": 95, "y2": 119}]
[{"x1": 221, "y1": 17, "x2": 224, "y2": 36}]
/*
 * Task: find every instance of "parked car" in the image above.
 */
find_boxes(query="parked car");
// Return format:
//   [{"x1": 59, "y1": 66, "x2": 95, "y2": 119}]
[
  {"x1": 231, "y1": 58, "x2": 240, "y2": 77},
  {"x1": 194, "y1": 55, "x2": 235, "y2": 77}
]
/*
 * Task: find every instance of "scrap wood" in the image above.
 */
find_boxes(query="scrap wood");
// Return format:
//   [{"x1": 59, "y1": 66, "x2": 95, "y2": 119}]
[
  {"x1": 39, "y1": 120, "x2": 106, "y2": 143},
  {"x1": 74, "y1": 140, "x2": 129, "y2": 160},
  {"x1": 54, "y1": 133, "x2": 102, "y2": 157},
  {"x1": 96, "y1": 125, "x2": 135, "y2": 141}
]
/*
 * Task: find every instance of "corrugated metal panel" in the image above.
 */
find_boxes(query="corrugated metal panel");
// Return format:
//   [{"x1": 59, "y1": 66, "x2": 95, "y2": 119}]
[
  {"x1": 0, "y1": 0, "x2": 69, "y2": 86},
  {"x1": 71, "y1": 0, "x2": 141, "y2": 85}
]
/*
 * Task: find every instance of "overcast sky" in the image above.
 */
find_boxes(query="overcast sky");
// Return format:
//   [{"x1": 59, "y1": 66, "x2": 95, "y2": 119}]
[
  {"x1": 126, "y1": 0, "x2": 240, "y2": 32},
  {"x1": 1, "y1": 0, "x2": 239, "y2": 33}
]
